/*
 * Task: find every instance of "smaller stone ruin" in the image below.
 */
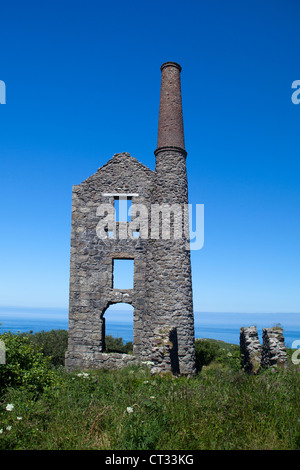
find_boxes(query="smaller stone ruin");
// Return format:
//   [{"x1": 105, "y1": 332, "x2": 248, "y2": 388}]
[
  {"x1": 240, "y1": 326, "x2": 287, "y2": 374},
  {"x1": 240, "y1": 326, "x2": 262, "y2": 374},
  {"x1": 261, "y1": 327, "x2": 288, "y2": 369}
]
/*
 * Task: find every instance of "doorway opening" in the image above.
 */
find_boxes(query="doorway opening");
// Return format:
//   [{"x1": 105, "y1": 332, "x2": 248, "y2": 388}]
[{"x1": 102, "y1": 303, "x2": 134, "y2": 353}]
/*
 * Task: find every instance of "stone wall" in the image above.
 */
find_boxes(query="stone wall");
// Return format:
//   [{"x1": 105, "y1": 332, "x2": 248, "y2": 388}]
[
  {"x1": 75, "y1": 352, "x2": 139, "y2": 371},
  {"x1": 150, "y1": 326, "x2": 180, "y2": 375},
  {"x1": 240, "y1": 326, "x2": 262, "y2": 374},
  {"x1": 240, "y1": 326, "x2": 287, "y2": 373},
  {"x1": 261, "y1": 327, "x2": 287, "y2": 369},
  {"x1": 65, "y1": 153, "x2": 155, "y2": 371}
]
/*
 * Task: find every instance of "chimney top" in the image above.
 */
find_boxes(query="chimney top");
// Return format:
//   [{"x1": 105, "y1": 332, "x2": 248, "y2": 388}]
[{"x1": 160, "y1": 61, "x2": 182, "y2": 72}]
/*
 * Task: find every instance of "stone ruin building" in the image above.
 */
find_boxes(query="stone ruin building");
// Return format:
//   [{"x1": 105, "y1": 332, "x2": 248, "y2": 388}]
[
  {"x1": 240, "y1": 326, "x2": 287, "y2": 374},
  {"x1": 65, "y1": 62, "x2": 196, "y2": 375}
]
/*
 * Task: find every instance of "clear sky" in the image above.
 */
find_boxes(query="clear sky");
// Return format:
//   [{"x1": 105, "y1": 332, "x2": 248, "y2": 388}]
[{"x1": 0, "y1": 0, "x2": 299, "y2": 313}]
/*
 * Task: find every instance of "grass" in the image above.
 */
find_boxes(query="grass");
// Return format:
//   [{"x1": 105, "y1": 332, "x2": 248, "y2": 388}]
[{"x1": 0, "y1": 332, "x2": 299, "y2": 450}]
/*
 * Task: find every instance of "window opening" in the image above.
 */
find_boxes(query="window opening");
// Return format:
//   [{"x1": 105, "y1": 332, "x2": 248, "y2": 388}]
[{"x1": 112, "y1": 259, "x2": 134, "y2": 289}]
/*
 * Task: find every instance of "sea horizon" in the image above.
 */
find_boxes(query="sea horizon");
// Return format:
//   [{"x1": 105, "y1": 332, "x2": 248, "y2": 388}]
[{"x1": 0, "y1": 306, "x2": 299, "y2": 347}]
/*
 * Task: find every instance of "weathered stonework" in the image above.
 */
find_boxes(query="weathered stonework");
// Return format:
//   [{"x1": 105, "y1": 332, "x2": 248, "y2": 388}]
[
  {"x1": 150, "y1": 326, "x2": 180, "y2": 375},
  {"x1": 240, "y1": 326, "x2": 262, "y2": 374},
  {"x1": 261, "y1": 327, "x2": 287, "y2": 369},
  {"x1": 65, "y1": 62, "x2": 196, "y2": 375},
  {"x1": 240, "y1": 326, "x2": 287, "y2": 373}
]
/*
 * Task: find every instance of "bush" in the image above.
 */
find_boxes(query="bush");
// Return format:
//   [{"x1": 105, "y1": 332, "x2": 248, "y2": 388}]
[
  {"x1": 104, "y1": 335, "x2": 133, "y2": 354},
  {"x1": 195, "y1": 339, "x2": 241, "y2": 372},
  {"x1": 0, "y1": 333, "x2": 56, "y2": 394},
  {"x1": 23, "y1": 329, "x2": 68, "y2": 367},
  {"x1": 195, "y1": 339, "x2": 221, "y2": 371},
  {"x1": 123, "y1": 341, "x2": 133, "y2": 354}
]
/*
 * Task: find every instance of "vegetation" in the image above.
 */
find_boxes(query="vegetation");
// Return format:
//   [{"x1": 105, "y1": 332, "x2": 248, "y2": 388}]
[
  {"x1": 195, "y1": 338, "x2": 240, "y2": 371},
  {"x1": 0, "y1": 330, "x2": 299, "y2": 450},
  {"x1": 104, "y1": 335, "x2": 133, "y2": 354},
  {"x1": 21, "y1": 329, "x2": 68, "y2": 367},
  {"x1": 0, "y1": 332, "x2": 56, "y2": 394},
  {"x1": 21, "y1": 330, "x2": 133, "y2": 362}
]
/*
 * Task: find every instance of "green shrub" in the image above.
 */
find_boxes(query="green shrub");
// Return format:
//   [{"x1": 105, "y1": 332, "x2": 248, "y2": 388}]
[
  {"x1": 195, "y1": 339, "x2": 221, "y2": 370},
  {"x1": 0, "y1": 332, "x2": 56, "y2": 394},
  {"x1": 123, "y1": 341, "x2": 133, "y2": 354},
  {"x1": 104, "y1": 335, "x2": 133, "y2": 354},
  {"x1": 23, "y1": 329, "x2": 68, "y2": 366},
  {"x1": 195, "y1": 339, "x2": 241, "y2": 372}
]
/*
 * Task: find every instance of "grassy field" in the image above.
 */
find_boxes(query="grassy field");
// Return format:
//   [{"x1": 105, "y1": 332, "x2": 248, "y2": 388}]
[{"x1": 0, "y1": 330, "x2": 299, "y2": 450}]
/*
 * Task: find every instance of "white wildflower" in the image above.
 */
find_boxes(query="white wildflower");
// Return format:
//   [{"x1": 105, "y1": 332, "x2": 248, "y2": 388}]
[
  {"x1": 6, "y1": 426, "x2": 12, "y2": 431},
  {"x1": 0, "y1": 429, "x2": 3, "y2": 434},
  {"x1": 6, "y1": 404, "x2": 14, "y2": 411},
  {"x1": 16, "y1": 417, "x2": 22, "y2": 421},
  {"x1": 150, "y1": 396, "x2": 155, "y2": 399},
  {"x1": 126, "y1": 407, "x2": 134, "y2": 413}
]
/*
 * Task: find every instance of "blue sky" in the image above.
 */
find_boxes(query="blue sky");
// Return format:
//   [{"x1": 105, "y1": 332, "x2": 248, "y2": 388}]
[{"x1": 0, "y1": 0, "x2": 300, "y2": 313}]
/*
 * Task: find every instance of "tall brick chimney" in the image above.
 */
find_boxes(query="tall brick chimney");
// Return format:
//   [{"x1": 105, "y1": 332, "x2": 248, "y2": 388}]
[
  {"x1": 149, "y1": 62, "x2": 196, "y2": 375},
  {"x1": 156, "y1": 61, "x2": 185, "y2": 152},
  {"x1": 154, "y1": 62, "x2": 188, "y2": 203}
]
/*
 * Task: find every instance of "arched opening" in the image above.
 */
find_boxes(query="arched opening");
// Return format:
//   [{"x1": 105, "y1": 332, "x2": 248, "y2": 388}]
[{"x1": 102, "y1": 303, "x2": 134, "y2": 354}]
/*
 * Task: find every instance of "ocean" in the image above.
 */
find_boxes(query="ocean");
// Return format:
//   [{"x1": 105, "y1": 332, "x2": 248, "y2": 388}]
[{"x1": 0, "y1": 307, "x2": 299, "y2": 348}]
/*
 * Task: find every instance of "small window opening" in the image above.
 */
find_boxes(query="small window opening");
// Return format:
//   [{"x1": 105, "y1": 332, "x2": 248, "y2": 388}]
[{"x1": 112, "y1": 259, "x2": 134, "y2": 289}]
